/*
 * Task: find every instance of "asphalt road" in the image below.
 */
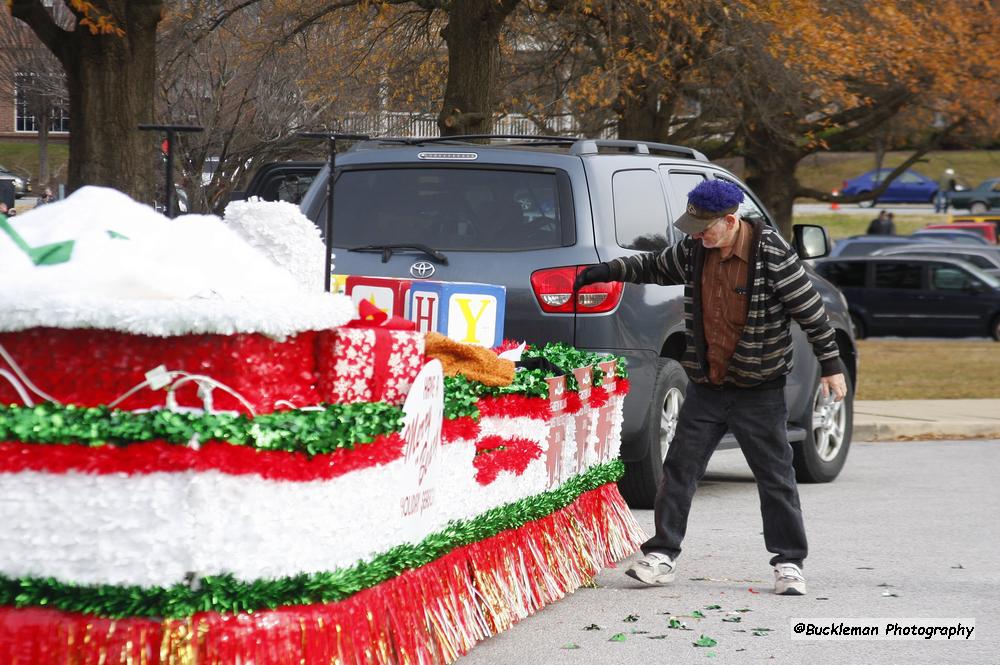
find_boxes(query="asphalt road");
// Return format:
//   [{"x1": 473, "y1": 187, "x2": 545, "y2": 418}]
[{"x1": 460, "y1": 440, "x2": 999, "y2": 665}]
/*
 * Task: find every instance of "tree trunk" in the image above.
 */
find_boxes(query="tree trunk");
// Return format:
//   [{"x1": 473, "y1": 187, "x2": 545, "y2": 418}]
[
  {"x1": 437, "y1": 0, "x2": 520, "y2": 136},
  {"x1": 63, "y1": 5, "x2": 161, "y2": 201},
  {"x1": 616, "y1": 82, "x2": 657, "y2": 141},
  {"x1": 37, "y1": 103, "x2": 49, "y2": 186},
  {"x1": 743, "y1": 147, "x2": 801, "y2": 239}
]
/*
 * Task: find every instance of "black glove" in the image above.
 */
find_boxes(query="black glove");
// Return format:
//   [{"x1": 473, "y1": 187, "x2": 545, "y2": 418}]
[{"x1": 573, "y1": 263, "x2": 612, "y2": 292}]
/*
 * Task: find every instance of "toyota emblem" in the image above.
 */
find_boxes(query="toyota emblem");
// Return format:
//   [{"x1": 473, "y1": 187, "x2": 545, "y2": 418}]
[{"x1": 410, "y1": 261, "x2": 436, "y2": 279}]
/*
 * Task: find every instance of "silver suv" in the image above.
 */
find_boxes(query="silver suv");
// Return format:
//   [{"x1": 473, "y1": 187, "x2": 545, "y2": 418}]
[{"x1": 281, "y1": 136, "x2": 857, "y2": 507}]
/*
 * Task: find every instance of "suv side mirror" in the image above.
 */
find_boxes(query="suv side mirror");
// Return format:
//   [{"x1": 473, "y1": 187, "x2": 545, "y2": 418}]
[{"x1": 793, "y1": 224, "x2": 830, "y2": 259}]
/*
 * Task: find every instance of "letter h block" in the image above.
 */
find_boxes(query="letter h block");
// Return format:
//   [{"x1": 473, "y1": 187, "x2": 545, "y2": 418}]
[
  {"x1": 408, "y1": 281, "x2": 506, "y2": 347},
  {"x1": 346, "y1": 276, "x2": 413, "y2": 319}
]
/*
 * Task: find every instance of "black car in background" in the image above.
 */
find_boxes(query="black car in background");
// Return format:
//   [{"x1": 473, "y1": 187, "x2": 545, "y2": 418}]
[{"x1": 816, "y1": 256, "x2": 1000, "y2": 340}]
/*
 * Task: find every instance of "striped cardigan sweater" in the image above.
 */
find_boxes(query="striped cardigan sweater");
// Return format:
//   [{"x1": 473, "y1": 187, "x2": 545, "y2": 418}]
[{"x1": 607, "y1": 220, "x2": 842, "y2": 387}]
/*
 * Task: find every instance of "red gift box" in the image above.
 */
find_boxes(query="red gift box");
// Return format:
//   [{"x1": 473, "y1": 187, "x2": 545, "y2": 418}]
[{"x1": 317, "y1": 327, "x2": 425, "y2": 405}]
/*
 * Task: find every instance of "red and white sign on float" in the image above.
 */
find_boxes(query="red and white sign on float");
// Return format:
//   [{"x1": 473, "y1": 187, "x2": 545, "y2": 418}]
[
  {"x1": 572, "y1": 366, "x2": 594, "y2": 472},
  {"x1": 595, "y1": 360, "x2": 618, "y2": 460},
  {"x1": 398, "y1": 359, "x2": 445, "y2": 541},
  {"x1": 544, "y1": 375, "x2": 567, "y2": 489}
]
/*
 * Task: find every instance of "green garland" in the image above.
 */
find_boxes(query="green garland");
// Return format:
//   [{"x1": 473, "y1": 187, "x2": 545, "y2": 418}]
[
  {"x1": 443, "y1": 343, "x2": 628, "y2": 419},
  {"x1": 0, "y1": 460, "x2": 625, "y2": 619},
  {"x1": 0, "y1": 402, "x2": 404, "y2": 455}
]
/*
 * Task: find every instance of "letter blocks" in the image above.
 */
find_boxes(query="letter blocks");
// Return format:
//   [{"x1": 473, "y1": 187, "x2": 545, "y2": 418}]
[
  {"x1": 345, "y1": 276, "x2": 412, "y2": 319},
  {"x1": 409, "y1": 281, "x2": 506, "y2": 347}
]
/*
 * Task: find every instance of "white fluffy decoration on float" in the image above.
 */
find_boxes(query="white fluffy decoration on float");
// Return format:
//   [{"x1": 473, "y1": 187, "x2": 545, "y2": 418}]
[
  {"x1": 223, "y1": 198, "x2": 327, "y2": 293},
  {"x1": 0, "y1": 186, "x2": 354, "y2": 337}
]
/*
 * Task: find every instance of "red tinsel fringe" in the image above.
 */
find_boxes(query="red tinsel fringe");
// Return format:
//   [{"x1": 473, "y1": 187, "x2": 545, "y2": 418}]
[
  {"x1": 0, "y1": 434, "x2": 405, "y2": 482},
  {"x1": 472, "y1": 436, "x2": 542, "y2": 485},
  {"x1": 441, "y1": 416, "x2": 479, "y2": 443},
  {"x1": 0, "y1": 483, "x2": 645, "y2": 665}
]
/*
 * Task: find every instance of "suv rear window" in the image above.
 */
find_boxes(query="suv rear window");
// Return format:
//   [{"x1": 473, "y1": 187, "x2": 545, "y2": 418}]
[{"x1": 328, "y1": 168, "x2": 568, "y2": 251}]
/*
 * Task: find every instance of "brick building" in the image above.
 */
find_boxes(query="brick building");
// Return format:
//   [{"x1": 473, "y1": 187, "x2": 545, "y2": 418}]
[{"x1": 0, "y1": 7, "x2": 70, "y2": 142}]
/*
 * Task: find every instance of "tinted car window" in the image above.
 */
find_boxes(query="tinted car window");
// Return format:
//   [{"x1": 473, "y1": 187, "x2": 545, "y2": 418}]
[
  {"x1": 930, "y1": 264, "x2": 976, "y2": 290},
  {"x1": 613, "y1": 169, "x2": 670, "y2": 251},
  {"x1": 716, "y1": 175, "x2": 769, "y2": 225},
  {"x1": 819, "y1": 261, "x2": 866, "y2": 288},
  {"x1": 874, "y1": 263, "x2": 921, "y2": 289},
  {"x1": 330, "y1": 168, "x2": 564, "y2": 251},
  {"x1": 663, "y1": 171, "x2": 707, "y2": 235}
]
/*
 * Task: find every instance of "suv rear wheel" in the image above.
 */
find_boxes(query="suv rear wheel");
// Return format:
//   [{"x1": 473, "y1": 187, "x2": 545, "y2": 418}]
[
  {"x1": 618, "y1": 358, "x2": 687, "y2": 508},
  {"x1": 793, "y1": 372, "x2": 853, "y2": 483}
]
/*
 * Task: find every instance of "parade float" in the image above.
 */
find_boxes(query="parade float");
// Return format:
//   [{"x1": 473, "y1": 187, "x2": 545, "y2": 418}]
[{"x1": 0, "y1": 188, "x2": 644, "y2": 664}]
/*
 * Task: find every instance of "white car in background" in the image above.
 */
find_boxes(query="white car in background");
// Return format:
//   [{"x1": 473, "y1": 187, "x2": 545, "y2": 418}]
[{"x1": 0, "y1": 165, "x2": 30, "y2": 198}]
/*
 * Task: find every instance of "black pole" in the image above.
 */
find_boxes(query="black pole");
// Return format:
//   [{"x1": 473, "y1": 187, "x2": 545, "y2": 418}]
[
  {"x1": 138, "y1": 124, "x2": 203, "y2": 218},
  {"x1": 297, "y1": 132, "x2": 370, "y2": 292}
]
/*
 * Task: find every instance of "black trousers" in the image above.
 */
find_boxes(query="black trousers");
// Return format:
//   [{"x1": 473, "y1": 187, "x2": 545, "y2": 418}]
[{"x1": 640, "y1": 381, "x2": 808, "y2": 567}]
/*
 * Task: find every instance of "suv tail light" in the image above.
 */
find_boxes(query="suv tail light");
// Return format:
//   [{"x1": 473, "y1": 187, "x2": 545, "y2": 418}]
[{"x1": 530, "y1": 266, "x2": 624, "y2": 314}]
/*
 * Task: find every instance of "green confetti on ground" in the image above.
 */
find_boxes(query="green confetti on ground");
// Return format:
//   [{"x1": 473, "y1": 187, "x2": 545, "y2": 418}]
[
  {"x1": 583, "y1": 624, "x2": 601, "y2": 631},
  {"x1": 630, "y1": 630, "x2": 649, "y2": 635},
  {"x1": 647, "y1": 635, "x2": 668, "y2": 640},
  {"x1": 668, "y1": 618, "x2": 687, "y2": 630},
  {"x1": 609, "y1": 633, "x2": 627, "y2": 642},
  {"x1": 704, "y1": 605, "x2": 722, "y2": 610},
  {"x1": 722, "y1": 616, "x2": 742, "y2": 623},
  {"x1": 691, "y1": 610, "x2": 706, "y2": 619},
  {"x1": 624, "y1": 614, "x2": 640, "y2": 622},
  {"x1": 693, "y1": 635, "x2": 718, "y2": 647},
  {"x1": 735, "y1": 608, "x2": 753, "y2": 613},
  {"x1": 561, "y1": 643, "x2": 580, "y2": 650}
]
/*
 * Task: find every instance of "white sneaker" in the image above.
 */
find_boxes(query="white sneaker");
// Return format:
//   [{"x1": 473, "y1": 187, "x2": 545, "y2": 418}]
[
  {"x1": 773, "y1": 563, "x2": 806, "y2": 595},
  {"x1": 625, "y1": 552, "x2": 676, "y2": 585}
]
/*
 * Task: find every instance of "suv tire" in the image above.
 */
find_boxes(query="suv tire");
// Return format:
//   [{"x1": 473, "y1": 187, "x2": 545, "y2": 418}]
[
  {"x1": 793, "y1": 372, "x2": 853, "y2": 483},
  {"x1": 618, "y1": 358, "x2": 687, "y2": 508},
  {"x1": 970, "y1": 202, "x2": 988, "y2": 214}
]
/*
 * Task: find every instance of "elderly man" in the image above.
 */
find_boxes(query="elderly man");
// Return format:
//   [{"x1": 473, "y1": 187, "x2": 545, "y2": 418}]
[{"x1": 574, "y1": 180, "x2": 847, "y2": 595}]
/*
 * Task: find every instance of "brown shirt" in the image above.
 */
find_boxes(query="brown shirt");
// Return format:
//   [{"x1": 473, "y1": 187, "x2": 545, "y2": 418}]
[{"x1": 701, "y1": 220, "x2": 752, "y2": 384}]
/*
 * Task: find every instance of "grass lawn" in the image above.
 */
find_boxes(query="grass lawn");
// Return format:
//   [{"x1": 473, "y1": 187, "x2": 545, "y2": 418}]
[
  {"x1": 0, "y1": 140, "x2": 70, "y2": 186},
  {"x1": 796, "y1": 149, "x2": 1000, "y2": 197},
  {"x1": 855, "y1": 339, "x2": 1000, "y2": 400},
  {"x1": 791, "y1": 213, "x2": 938, "y2": 239}
]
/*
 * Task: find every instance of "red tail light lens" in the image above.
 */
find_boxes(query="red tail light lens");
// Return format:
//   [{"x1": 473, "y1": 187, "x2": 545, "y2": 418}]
[{"x1": 530, "y1": 266, "x2": 624, "y2": 314}]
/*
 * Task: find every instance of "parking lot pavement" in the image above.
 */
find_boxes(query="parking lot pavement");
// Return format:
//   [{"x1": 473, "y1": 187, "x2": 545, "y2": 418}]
[
  {"x1": 460, "y1": 440, "x2": 999, "y2": 665},
  {"x1": 855, "y1": 399, "x2": 1000, "y2": 441}
]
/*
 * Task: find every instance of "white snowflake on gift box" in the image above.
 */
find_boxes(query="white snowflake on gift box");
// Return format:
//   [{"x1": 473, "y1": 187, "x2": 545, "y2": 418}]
[
  {"x1": 333, "y1": 358, "x2": 356, "y2": 376},
  {"x1": 351, "y1": 377, "x2": 371, "y2": 398},
  {"x1": 333, "y1": 377, "x2": 354, "y2": 397},
  {"x1": 387, "y1": 351, "x2": 405, "y2": 376}
]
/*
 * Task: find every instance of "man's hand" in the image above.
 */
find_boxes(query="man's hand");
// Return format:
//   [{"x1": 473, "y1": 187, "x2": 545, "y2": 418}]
[
  {"x1": 573, "y1": 263, "x2": 612, "y2": 292},
  {"x1": 820, "y1": 373, "x2": 848, "y2": 402}
]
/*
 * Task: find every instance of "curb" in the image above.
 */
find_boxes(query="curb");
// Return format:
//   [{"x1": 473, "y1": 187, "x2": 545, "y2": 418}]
[{"x1": 854, "y1": 422, "x2": 1000, "y2": 442}]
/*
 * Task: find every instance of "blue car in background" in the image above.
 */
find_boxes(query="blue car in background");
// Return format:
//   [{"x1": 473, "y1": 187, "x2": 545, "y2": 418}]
[{"x1": 841, "y1": 168, "x2": 938, "y2": 205}]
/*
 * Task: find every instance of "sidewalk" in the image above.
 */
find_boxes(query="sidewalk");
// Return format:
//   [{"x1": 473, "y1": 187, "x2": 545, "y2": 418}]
[{"x1": 854, "y1": 399, "x2": 1000, "y2": 441}]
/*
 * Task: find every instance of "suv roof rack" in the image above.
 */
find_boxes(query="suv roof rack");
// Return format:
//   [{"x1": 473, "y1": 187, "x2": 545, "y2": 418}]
[
  {"x1": 570, "y1": 139, "x2": 707, "y2": 161},
  {"x1": 354, "y1": 134, "x2": 708, "y2": 160},
  {"x1": 376, "y1": 134, "x2": 580, "y2": 146}
]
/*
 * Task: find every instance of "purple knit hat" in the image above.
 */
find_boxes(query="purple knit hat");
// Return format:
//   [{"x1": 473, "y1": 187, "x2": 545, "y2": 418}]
[{"x1": 673, "y1": 180, "x2": 744, "y2": 235}]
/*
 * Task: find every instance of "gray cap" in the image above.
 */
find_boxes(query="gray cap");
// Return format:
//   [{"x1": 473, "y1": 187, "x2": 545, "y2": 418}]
[{"x1": 673, "y1": 201, "x2": 739, "y2": 235}]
